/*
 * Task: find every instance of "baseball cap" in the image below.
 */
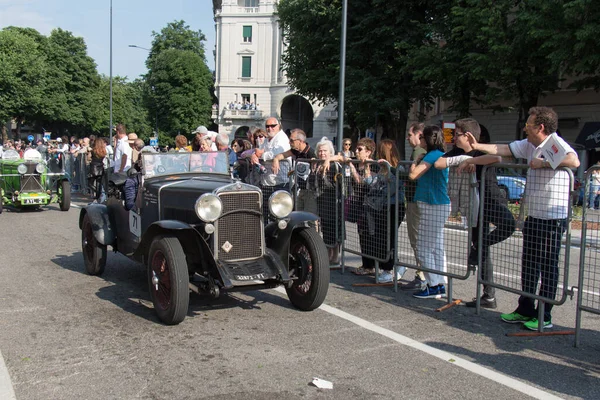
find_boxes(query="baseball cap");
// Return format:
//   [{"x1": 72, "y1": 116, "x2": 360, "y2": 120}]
[
  {"x1": 56, "y1": 137, "x2": 62, "y2": 143},
  {"x1": 194, "y1": 126, "x2": 208, "y2": 135}
]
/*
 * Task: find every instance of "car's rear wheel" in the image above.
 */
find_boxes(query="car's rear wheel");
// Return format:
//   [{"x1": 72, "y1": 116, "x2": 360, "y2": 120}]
[
  {"x1": 82, "y1": 213, "x2": 107, "y2": 275},
  {"x1": 148, "y1": 236, "x2": 189, "y2": 325},
  {"x1": 59, "y1": 180, "x2": 71, "y2": 211},
  {"x1": 286, "y1": 228, "x2": 329, "y2": 311}
]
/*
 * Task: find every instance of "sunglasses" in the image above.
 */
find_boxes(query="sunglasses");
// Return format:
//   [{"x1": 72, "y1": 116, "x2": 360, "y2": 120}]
[
  {"x1": 265, "y1": 124, "x2": 278, "y2": 128},
  {"x1": 344, "y1": 143, "x2": 351, "y2": 146},
  {"x1": 356, "y1": 147, "x2": 365, "y2": 152}
]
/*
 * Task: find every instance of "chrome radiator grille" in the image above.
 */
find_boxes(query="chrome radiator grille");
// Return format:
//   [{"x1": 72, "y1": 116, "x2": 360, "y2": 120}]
[
  {"x1": 21, "y1": 164, "x2": 43, "y2": 193},
  {"x1": 216, "y1": 191, "x2": 262, "y2": 261}
]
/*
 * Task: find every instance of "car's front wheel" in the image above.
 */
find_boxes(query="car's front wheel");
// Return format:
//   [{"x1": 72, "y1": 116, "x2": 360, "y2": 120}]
[
  {"x1": 147, "y1": 236, "x2": 189, "y2": 325},
  {"x1": 82, "y1": 213, "x2": 107, "y2": 275},
  {"x1": 59, "y1": 180, "x2": 71, "y2": 211},
  {"x1": 286, "y1": 228, "x2": 329, "y2": 311}
]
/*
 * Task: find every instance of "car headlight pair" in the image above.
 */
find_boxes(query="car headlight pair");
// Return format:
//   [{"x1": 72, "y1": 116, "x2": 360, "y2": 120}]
[
  {"x1": 16, "y1": 163, "x2": 45, "y2": 174},
  {"x1": 194, "y1": 190, "x2": 293, "y2": 223}
]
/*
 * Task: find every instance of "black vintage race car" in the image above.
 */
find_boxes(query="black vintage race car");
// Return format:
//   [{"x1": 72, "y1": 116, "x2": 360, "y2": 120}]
[{"x1": 79, "y1": 151, "x2": 329, "y2": 325}]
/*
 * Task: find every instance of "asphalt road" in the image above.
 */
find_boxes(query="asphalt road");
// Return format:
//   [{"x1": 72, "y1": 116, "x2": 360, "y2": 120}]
[{"x1": 1, "y1": 195, "x2": 600, "y2": 400}]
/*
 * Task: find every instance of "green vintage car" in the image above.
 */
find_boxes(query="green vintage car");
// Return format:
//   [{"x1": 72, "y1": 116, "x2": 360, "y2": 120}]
[{"x1": 0, "y1": 148, "x2": 71, "y2": 213}]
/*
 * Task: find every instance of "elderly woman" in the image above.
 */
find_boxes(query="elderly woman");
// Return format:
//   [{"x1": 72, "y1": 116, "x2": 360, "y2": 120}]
[{"x1": 314, "y1": 137, "x2": 342, "y2": 265}]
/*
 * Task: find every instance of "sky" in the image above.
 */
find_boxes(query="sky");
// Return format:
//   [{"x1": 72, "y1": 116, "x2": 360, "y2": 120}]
[{"x1": 0, "y1": 0, "x2": 216, "y2": 81}]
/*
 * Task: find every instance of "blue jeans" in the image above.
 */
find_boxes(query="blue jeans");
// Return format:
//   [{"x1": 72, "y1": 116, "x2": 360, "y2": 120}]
[
  {"x1": 515, "y1": 217, "x2": 566, "y2": 322},
  {"x1": 588, "y1": 184, "x2": 599, "y2": 209}
]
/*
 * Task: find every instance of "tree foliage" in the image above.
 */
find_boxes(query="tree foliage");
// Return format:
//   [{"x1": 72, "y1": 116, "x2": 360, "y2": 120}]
[
  {"x1": 0, "y1": 29, "x2": 47, "y2": 132},
  {"x1": 279, "y1": 0, "x2": 599, "y2": 143},
  {"x1": 145, "y1": 21, "x2": 214, "y2": 138}
]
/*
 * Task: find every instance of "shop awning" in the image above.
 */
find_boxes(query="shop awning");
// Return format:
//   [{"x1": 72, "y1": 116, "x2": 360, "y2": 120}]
[{"x1": 575, "y1": 122, "x2": 600, "y2": 149}]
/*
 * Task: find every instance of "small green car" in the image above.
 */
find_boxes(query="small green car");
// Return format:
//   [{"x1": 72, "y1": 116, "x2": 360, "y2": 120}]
[{"x1": 0, "y1": 149, "x2": 71, "y2": 213}]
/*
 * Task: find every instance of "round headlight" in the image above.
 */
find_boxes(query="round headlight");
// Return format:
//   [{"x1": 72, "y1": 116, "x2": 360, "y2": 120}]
[
  {"x1": 17, "y1": 163, "x2": 27, "y2": 174},
  {"x1": 269, "y1": 190, "x2": 293, "y2": 219},
  {"x1": 35, "y1": 163, "x2": 45, "y2": 174},
  {"x1": 195, "y1": 194, "x2": 223, "y2": 222}
]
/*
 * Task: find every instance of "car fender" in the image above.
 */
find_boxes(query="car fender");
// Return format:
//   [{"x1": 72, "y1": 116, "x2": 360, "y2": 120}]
[
  {"x1": 79, "y1": 204, "x2": 116, "y2": 246},
  {"x1": 265, "y1": 211, "x2": 319, "y2": 268},
  {"x1": 135, "y1": 220, "x2": 216, "y2": 272}
]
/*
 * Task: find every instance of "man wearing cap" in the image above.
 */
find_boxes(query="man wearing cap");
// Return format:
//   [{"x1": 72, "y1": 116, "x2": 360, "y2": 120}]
[
  {"x1": 194, "y1": 126, "x2": 217, "y2": 151},
  {"x1": 114, "y1": 123, "x2": 132, "y2": 173}
]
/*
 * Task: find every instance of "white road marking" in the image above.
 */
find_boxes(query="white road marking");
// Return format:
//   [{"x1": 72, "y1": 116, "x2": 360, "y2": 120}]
[
  {"x1": 274, "y1": 287, "x2": 563, "y2": 400},
  {"x1": 0, "y1": 351, "x2": 16, "y2": 400}
]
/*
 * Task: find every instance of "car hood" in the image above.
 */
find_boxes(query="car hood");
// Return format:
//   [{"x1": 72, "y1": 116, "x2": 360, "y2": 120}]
[{"x1": 144, "y1": 175, "x2": 252, "y2": 215}]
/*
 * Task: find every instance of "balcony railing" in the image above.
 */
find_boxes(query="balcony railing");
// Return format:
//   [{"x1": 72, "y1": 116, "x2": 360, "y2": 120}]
[{"x1": 213, "y1": 108, "x2": 264, "y2": 121}]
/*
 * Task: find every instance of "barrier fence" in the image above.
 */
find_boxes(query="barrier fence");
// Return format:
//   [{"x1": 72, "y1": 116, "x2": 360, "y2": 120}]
[
  {"x1": 575, "y1": 165, "x2": 600, "y2": 346},
  {"x1": 477, "y1": 164, "x2": 574, "y2": 332},
  {"x1": 52, "y1": 149, "x2": 599, "y2": 344}
]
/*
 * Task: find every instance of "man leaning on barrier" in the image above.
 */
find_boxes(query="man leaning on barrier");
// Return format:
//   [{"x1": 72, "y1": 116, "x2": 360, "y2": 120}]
[
  {"x1": 272, "y1": 128, "x2": 317, "y2": 216},
  {"x1": 467, "y1": 106, "x2": 580, "y2": 331}
]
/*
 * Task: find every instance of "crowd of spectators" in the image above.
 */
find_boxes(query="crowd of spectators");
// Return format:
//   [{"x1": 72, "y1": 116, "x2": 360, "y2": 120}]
[{"x1": 0, "y1": 108, "x2": 580, "y2": 331}]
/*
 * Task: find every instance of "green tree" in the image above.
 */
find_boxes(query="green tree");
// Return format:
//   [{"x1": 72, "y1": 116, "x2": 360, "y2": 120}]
[
  {"x1": 147, "y1": 49, "x2": 213, "y2": 135},
  {"x1": 145, "y1": 21, "x2": 213, "y2": 138},
  {"x1": 278, "y1": 0, "x2": 444, "y2": 149},
  {"x1": 0, "y1": 28, "x2": 47, "y2": 139},
  {"x1": 552, "y1": 0, "x2": 600, "y2": 91}
]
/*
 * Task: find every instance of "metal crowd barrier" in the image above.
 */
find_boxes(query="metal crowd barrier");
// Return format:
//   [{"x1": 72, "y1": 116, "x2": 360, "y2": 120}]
[
  {"x1": 391, "y1": 160, "x2": 476, "y2": 297},
  {"x1": 478, "y1": 164, "x2": 574, "y2": 332},
  {"x1": 575, "y1": 165, "x2": 600, "y2": 346},
  {"x1": 292, "y1": 159, "x2": 343, "y2": 258}
]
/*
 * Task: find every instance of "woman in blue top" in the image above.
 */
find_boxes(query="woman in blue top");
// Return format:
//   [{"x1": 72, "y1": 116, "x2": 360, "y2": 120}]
[{"x1": 408, "y1": 125, "x2": 451, "y2": 299}]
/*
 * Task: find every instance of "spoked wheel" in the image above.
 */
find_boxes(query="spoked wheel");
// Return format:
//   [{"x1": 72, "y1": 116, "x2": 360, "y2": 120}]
[
  {"x1": 286, "y1": 228, "x2": 330, "y2": 311},
  {"x1": 81, "y1": 213, "x2": 107, "y2": 275},
  {"x1": 59, "y1": 180, "x2": 71, "y2": 211},
  {"x1": 148, "y1": 236, "x2": 189, "y2": 325}
]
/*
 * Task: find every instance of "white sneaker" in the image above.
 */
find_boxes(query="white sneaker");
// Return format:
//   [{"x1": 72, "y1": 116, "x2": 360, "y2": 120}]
[
  {"x1": 378, "y1": 271, "x2": 393, "y2": 283},
  {"x1": 396, "y1": 266, "x2": 407, "y2": 280}
]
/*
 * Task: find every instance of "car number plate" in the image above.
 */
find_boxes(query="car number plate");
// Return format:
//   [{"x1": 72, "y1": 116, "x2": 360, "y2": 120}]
[{"x1": 23, "y1": 198, "x2": 43, "y2": 204}]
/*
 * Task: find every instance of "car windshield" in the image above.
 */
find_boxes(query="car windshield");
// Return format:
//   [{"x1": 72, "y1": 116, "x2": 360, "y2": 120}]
[{"x1": 142, "y1": 151, "x2": 230, "y2": 178}]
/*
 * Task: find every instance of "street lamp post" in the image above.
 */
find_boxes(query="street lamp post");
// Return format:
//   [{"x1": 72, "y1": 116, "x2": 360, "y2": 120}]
[
  {"x1": 109, "y1": 0, "x2": 113, "y2": 145},
  {"x1": 128, "y1": 44, "x2": 158, "y2": 139}
]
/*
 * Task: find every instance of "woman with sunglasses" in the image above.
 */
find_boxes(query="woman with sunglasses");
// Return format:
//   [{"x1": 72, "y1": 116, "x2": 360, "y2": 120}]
[
  {"x1": 408, "y1": 126, "x2": 450, "y2": 298},
  {"x1": 338, "y1": 139, "x2": 355, "y2": 159},
  {"x1": 347, "y1": 138, "x2": 379, "y2": 276}
]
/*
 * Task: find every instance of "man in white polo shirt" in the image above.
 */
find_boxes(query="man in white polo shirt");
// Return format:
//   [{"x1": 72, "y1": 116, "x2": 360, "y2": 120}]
[
  {"x1": 468, "y1": 106, "x2": 580, "y2": 331},
  {"x1": 114, "y1": 123, "x2": 132, "y2": 173}
]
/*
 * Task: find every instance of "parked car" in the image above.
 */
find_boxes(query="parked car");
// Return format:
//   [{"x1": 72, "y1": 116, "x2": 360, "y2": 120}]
[
  {"x1": 495, "y1": 168, "x2": 526, "y2": 202},
  {"x1": 79, "y1": 151, "x2": 330, "y2": 325},
  {"x1": 0, "y1": 149, "x2": 71, "y2": 213}
]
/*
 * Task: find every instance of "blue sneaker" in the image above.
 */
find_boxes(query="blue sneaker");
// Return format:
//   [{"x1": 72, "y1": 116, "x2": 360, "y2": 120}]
[{"x1": 413, "y1": 285, "x2": 446, "y2": 299}]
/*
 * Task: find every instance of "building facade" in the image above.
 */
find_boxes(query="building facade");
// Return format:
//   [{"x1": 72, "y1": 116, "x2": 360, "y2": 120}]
[{"x1": 212, "y1": 0, "x2": 337, "y2": 144}]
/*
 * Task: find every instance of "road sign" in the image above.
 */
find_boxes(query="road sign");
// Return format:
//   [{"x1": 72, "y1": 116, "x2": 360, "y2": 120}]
[
  {"x1": 27, "y1": 135, "x2": 34, "y2": 142},
  {"x1": 150, "y1": 138, "x2": 158, "y2": 146},
  {"x1": 44, "y1": 133, "x2": 51, "y2": 141},
  {"x1": 443, "y1": 122, "x2": 455, "y2": 144}
]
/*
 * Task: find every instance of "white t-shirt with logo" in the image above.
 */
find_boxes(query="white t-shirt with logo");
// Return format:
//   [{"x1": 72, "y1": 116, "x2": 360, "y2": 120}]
[{"x1": 509, "y1": 134, "x2": 577, "y2": 220}]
